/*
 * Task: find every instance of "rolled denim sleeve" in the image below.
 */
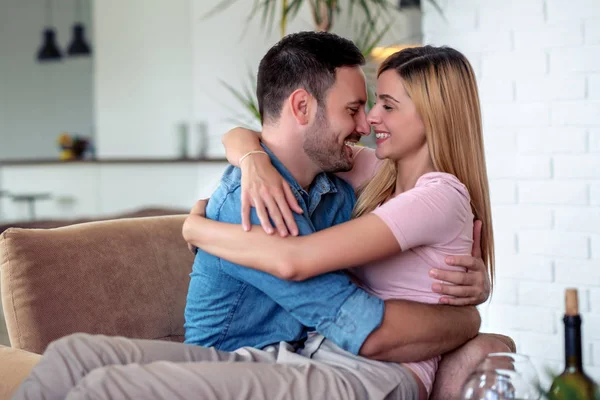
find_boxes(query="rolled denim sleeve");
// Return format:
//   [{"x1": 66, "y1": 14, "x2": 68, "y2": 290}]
[
  {"x1": 217, "y1": 188, "x2": 385, "y2": 355},
  {"x1": 220, "y1": 258, "x2": 384, "y2": 354}
]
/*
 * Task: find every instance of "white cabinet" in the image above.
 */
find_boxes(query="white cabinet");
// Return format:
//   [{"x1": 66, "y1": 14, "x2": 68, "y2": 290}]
[
  {"x1": 99, "y1": 164, "x2": 203, "y2": 215},
  {"x1": 0, "y1": 165, "x2": 101, "y2": 221},
  {"x1": 0, "y1": 161, "x2": 228, "y2": 223}
]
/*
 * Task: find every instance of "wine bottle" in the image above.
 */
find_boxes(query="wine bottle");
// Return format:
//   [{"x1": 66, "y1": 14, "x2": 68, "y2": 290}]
[{"x1": 549, "y1": 289, "x2": 599, "y2": 399}]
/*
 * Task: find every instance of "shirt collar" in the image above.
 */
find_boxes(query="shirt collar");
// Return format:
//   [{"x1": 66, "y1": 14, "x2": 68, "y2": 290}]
[{"x1": 261, "y1": 144, "x2": 338, "y2": 197}]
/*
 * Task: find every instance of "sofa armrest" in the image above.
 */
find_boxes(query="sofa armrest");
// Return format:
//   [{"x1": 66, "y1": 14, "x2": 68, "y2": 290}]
[
  {"x1": 0, "y1": 215, "x2": 194, "y2": 354},
  {"x1": 0, "y1": 345, "x2": 41, "y2": 400}
]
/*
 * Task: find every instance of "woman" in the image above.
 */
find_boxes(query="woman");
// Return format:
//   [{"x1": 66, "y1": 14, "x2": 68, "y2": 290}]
[{"x1": 185, "y1": 45, "x2": 495, "y2": 399}]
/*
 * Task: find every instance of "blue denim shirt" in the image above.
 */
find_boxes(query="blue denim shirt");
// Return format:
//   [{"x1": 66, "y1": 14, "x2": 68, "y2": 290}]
[{"x1": 184, "y1": 145, "x2": 384, "y2": 355}]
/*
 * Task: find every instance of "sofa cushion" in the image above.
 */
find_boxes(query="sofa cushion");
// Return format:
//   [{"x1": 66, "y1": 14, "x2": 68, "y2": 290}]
[{"x1": 0, "y1": 215, "x2": 193, "y2": 354}]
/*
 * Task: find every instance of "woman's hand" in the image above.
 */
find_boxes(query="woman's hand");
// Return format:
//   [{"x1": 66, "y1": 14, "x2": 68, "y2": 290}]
[
  {"x1": 240, "y1": 154, "x2": 304, "y2": 237},
  {"x1": 185, "y1": 199, "x2": 208, "y2": 254},
  {"x1": 430, "y1": 220, "x2": 491, "y2": 306}
]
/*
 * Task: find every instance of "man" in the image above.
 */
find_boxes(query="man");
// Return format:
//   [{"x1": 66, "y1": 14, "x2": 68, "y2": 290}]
[{"x1": 13, "y1": 32, "x2": 489, "y2": 400}]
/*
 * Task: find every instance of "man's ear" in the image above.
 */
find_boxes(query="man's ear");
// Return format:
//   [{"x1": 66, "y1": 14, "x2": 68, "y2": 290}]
[{"x1": 288, "y1": 89, "x2": 313, "y2": 125}]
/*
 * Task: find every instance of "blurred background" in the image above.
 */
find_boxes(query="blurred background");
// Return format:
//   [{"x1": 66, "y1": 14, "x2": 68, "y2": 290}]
[{"x1": 0, "y1": 0, "x2": 598, "y2": 387}]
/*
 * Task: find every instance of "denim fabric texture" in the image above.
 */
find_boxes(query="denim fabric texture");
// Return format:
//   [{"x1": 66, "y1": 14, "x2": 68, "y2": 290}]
[{"x1": 184, "y1": 144, "x2": 384, "y2": 355}]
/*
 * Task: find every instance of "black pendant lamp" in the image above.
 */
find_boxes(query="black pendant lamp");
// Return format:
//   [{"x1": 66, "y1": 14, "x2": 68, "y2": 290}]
[
  {"x1": 67, "y1": 0, "x2": 92, "y2": 56},
  {"x1": 37, "y1": 0, "x2": 62, "y2": 62},
  {"x1": 68, "y1": 24, "x2": 91, "y2": 56}
]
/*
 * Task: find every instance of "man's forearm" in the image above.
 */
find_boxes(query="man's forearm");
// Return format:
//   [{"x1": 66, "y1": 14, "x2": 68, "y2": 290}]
[{"x1": 359, "y1": 300, "x2": 481, "y2": 363}]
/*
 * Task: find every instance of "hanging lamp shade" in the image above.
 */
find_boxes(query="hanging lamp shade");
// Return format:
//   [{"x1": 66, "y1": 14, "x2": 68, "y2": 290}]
[
  {"x1": 37, "y1": 29, "x2": 62, "y2": 61},
  {"x1": 67, "y1": 23, "x2": 91, "y2": 56}
]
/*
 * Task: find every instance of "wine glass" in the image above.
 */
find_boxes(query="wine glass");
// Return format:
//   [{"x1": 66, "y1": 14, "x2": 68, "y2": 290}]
[{"x1": 461, "y1": 353, "x2": 542, "y2": 399}]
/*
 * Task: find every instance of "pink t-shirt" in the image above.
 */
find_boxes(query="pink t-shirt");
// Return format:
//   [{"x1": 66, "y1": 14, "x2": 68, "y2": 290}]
[{"x1": 338, "y1": 147, "x2": 474, "y2": 396}]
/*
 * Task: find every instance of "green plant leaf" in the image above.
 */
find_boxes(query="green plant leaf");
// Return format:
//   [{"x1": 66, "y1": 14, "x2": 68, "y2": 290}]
[
  {"x1": 354, "y1": 15, "x2": 391, "y2": 58},
  {"x1": 220, "y1": 78, "x2": 261, "y2": 123},
  {"x1": 204, "y1": 0, "x2": 414, "y2": 38},
  {"x1": 219, "y1": 66, "x2": 262, "y2": 128},
  {"x1": 423, "y1": 0, "x2": 445, "y2": 20},
  {"x1": 199, "y1": 0, "x2": 242, "y2": 19},
  {"x1": 285, "y1": 0, "x2": 304, "y2": 20}
]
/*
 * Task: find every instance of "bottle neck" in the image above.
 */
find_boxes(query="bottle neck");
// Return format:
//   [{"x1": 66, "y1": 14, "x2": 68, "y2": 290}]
[{"x1": 564, "y1": 315, "x2": 583, "y2": 371}]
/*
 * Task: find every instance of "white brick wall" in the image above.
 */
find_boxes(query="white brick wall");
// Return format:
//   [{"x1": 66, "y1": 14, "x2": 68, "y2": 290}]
[
  {"x1": 485, "y1": 129, "x2": 517, "y2": 153},
  {"x1": 481, "y1": 51, "x2": 547, "y2": 77},
  {"x1": 487, "y1": 155, "x2": 551, "y2": 179},
  {"x1": 552, "y1": 100, "x2": 600, "y2": 125},
  {"x1": 495, "y1": 254, "x2": 554, "y2": 282},
  {"x1": 591, "y1": 75, "x2": 600, "y2": 100},
  {"x1": 515, "y1": 76, "x2": 586, "y2": 101},
  {"x1": 513, "y1": 22, "x2": 584, "y2": 50},
  {"x1": 592, "y1": 183, "x2": 600, "y2": 205},
  {"x1": 517, "y1": 127, "x2": 588, "y2": 153},
  {"x1": 554, "y1": 155, "x2": 600, "y2": 178},
  {"x1": 484, "y1": 102, "x2": 551, "y2": 127},
  {"x1": 555, "y1": 260, "x2": 600, "y2": 285},
  {"x1": 490, "y1": 180, "x2": 518, "y2": 204},
  {"x1": 519, "y1": 231, "x2": 589, "y2": 258},
  {"x1": 594, "y1": 341, "x2": 600, "y2": 365},
  {"x1": 555, "y1": 208, "x2": 600, "y2": 233},
  {"x1": 592, "y1": 235, "x2": 600, "y2": 259},
  {"x1": 424, "y1": 0, "x2": 600, "y2": 384},
  {"x1": 550, "y1": 46, "x2": 600, "y2": 73},
  {"x1": 518, "y1": 181, "x2": 588, "y2": 205},
  {"x1": 586, "y1": 19, "x2": 600, "y2": 44},
  {"x1": 493, "y1": 205, "x2": 553, "y2": 230},
  {"x1": 546, "y1": 0, "x2": 600, "y2": 22},
  {"x1": 590, "y1": 129, "x2": 600, "y2": 152}
]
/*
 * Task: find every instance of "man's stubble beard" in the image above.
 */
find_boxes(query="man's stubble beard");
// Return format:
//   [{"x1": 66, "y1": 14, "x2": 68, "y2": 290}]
[{"x1": 302, "y1": 108, "x2": 353, "y2": 173}]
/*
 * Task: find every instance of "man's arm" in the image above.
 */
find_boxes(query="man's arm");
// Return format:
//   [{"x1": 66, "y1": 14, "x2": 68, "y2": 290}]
[
  {"x1": 360, "y1": 301, "x2": 481, "y2": 362},
  {"x1": 192, "y1": 189, "x2": 384, "y2": 356},
  {"x1": 359, "y1": 221, "x2": 487, "y2": 362},
  {"x1": 184, "y1": 197, "x2": 484, "y2": 363},
  {"x1": 185, "y1": 212, "x2": 479, "y2": 363}
]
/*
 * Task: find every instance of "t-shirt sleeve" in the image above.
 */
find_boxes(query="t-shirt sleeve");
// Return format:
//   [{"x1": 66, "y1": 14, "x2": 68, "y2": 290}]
[
  {"x1": 335, "y1": 147, "x2": 384, "y2": 191},
  {"x1": 372, "y1": 177, "x2": 471, "y2": 251}
]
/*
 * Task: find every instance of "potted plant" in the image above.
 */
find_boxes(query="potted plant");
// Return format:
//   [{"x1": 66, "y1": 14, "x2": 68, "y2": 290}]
[{"x1": 206, "y1": 0, "x2": 440, "y2": 128}]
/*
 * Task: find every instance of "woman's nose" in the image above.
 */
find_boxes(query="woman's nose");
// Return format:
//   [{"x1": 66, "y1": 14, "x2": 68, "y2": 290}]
[{"x1": 367, "y1": 108, "x2": 380, "y2": 126}]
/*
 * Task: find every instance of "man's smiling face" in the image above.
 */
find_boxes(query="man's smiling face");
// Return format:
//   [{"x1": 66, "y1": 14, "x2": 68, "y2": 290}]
[{"x1": 302, "y1": 66, "x2": 371, "y2": 173}]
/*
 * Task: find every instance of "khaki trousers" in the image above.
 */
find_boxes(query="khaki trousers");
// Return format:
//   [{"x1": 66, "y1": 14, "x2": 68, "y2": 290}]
[{"x1": 12, "y1": 333, "x2": 418, "y2": 400}]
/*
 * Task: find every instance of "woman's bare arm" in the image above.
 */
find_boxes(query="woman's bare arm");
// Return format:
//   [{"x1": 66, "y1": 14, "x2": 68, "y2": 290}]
[{"x1": 183, "y1": 212, "x2": 400, "y2": 281}]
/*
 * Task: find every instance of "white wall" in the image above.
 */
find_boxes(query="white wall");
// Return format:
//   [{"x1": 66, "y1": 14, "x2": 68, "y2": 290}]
[
  {"x1": 0, "y1": 0, "x2": 94, "y2": 160},
  {"x1": 92, "y1": 0, "x2": 193, "y2": 159},
  {"x1": 423, "y1": 0, "x2": 600, "y2": 384},
  {"x1": 93, "y1": 0, "x2": 421, "y2": 158},
  {"x1": 191, "y1": 2, "x2": 421, "y2": 156}
]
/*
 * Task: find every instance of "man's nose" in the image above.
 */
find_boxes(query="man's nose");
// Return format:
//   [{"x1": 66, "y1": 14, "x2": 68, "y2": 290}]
[{"x1": 356, "y1": 110, "x2": 371, "y2": 136}]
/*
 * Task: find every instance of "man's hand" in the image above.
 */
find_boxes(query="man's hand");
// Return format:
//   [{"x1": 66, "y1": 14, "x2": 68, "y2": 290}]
[
  {"x1": 186, "y1": 199, "x2": 209, "y2": 254},
  {"x1": 430, "y1": 220, "x2": 491, "y2": 306}
]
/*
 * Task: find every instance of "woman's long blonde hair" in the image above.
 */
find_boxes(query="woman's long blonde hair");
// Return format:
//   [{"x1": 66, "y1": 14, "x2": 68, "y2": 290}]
[{"x1": 353, "y1": 45, "x2": 495, "y2": 288}]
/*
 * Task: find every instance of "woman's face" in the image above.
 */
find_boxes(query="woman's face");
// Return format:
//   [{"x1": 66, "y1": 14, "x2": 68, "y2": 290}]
[{"x1": 367, "y1": 70, "x2": 427, "y2": 161}]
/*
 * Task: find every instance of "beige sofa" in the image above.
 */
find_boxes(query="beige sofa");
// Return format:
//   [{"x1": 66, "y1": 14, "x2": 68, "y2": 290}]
[{"x1": 0, "y1": 215, "x2": 515, "y2": 399}]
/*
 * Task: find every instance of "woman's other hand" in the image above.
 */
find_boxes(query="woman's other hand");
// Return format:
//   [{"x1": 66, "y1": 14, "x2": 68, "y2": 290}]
[
  {"x1": 429, "y1": 220, "x2": 491, "y2": 306},
  {"x1": 240, "y1": 154, "x2": 303, "y2": 237}
]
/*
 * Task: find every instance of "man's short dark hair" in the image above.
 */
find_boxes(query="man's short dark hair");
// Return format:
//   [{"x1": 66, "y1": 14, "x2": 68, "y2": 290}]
[{"x1": 256, "y1": 31, "x2": 365, "y2": 124}]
